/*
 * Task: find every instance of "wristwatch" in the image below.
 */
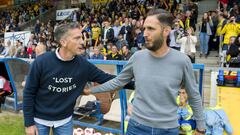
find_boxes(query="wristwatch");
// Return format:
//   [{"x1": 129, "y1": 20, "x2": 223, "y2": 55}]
[{"x1": 196, "y1": 128, "x2": 206, "y2": 134}]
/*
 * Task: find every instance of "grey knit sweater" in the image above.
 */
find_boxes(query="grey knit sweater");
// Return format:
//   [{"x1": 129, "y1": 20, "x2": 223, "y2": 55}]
[{"x1": 91, "y1": 48, "x2": 205, "y2": 129}]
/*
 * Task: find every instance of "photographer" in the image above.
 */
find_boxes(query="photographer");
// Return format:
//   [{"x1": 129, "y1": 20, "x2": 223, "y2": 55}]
[
  {"x1": 220, "y1": 16, "x2": 240, "y2": 49},
  {"x1": 176, "y1": 27, "x2": 197, "y2": 63},
  {"x1": 169, "y1": 21, "x2": 184, "y2": 51}
]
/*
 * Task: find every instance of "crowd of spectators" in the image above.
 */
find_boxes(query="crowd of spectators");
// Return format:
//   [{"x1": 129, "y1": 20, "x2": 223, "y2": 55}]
[
  {"x1": 200, "y1": 0, "x2": 240, "y2": 67},
  {"x1": 0, "y1": 1, "x2": 53, "y2": 36},
  {"x1": 0, "y1": 0, "x2": 239, "y2": 67},
  {"x1": 0, "y1": 0, "x2": 199, "y2": 61}
]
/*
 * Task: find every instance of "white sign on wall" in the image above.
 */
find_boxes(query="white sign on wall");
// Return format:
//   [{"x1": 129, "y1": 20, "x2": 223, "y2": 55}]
[
  {"x1": 56, "y1": 8, "x2": 79, "y2": 21},
  {"x1": 4, "y1": 31, "x2": 31, "y2": 47},
  {"x1": 71, "y1": 0, "x2": 86, "y2": 4}
]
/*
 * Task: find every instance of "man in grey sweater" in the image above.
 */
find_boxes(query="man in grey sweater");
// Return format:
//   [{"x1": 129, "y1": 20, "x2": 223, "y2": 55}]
[{"x1": 84, "y1": 9, "x2": 205, "y2": 135}]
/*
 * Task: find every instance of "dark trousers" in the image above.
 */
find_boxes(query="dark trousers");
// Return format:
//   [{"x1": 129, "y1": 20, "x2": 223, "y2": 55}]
[
  {"x1": 170, "y1": 46, "x2": 180, "y2": 51},
  {"x1": 188, "y1": 55, "x2": 195, "y2": 63}
]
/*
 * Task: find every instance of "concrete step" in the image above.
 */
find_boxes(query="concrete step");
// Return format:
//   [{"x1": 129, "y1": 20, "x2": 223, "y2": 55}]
[
  {"x1": 196, "y1": 57, "x2": 219, "y2": 64},
  {"x1": 196, "y1": 0, "x2": 219, "y2": 107},
  {"x1": 197, "y1": 0, "x2": 218, "y2": 15}
]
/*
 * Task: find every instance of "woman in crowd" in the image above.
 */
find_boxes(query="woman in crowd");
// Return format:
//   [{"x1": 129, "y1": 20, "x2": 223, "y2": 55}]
[
  {"x1": 199, "y1": 12, "x2": 213, "y2": 58},
  {"x1": 176, "y1": 27, "x2": 197, "y2": 63}
]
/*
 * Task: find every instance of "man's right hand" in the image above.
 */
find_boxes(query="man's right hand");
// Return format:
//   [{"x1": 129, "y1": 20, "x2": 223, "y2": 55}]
[{"x1": 25, "y1": 125, "x2": 38, "y2": 135}]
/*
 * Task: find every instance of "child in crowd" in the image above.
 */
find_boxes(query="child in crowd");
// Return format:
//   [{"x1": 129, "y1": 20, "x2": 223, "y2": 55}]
[{"x1": 177, "y1": 89, "x2": 193, "y2": 135}]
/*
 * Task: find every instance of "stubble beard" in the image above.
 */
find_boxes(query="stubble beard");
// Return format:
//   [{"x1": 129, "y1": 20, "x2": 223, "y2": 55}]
[{"x1": 145, "y1": 33, "x2": 164, "y2": 52}]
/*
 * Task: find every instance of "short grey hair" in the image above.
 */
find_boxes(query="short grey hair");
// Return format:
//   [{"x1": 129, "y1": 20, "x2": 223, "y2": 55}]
[{"x1": 54, "y1": 22, "x2": 80, "y2": 43}]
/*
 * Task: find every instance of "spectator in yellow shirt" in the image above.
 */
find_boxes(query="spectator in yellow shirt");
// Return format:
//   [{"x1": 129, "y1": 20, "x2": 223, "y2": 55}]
[
  {"x1": 91, "y1": 21, "x2": 101, "y2": 47},
  {"x1": 220, "y1": 16, "x2": 240, "y2": 45}
]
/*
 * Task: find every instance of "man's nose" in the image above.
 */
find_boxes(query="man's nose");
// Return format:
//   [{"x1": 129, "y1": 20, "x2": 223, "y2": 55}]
[
  {"x1": 79, "y1": 38, "x2": 84, "y2": 44},
  {"x1": 143, "y1": 30, "x2": 149, "y2": 38}
]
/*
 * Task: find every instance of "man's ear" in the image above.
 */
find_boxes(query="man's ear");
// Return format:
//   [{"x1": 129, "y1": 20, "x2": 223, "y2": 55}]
[
  {"x1": 60, "y1": 39, "x2": 66, "y2": 47},
  {"x1": 163, "y1": 26, "x2": 171, "y2": 37}
]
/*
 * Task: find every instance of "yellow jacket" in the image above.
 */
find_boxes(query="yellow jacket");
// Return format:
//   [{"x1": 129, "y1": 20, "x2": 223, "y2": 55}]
[
  {"x1": 216, "y1": 19, "x2": 226, "y2": 36},
  {"x1": 220, "y1": 23, "x2": 240, "y2": 44}
]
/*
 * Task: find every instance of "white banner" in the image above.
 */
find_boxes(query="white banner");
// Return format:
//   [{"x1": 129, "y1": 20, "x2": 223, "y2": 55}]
[
  {"x1": 4, "y1": 31, "x2": 31, "y2": 47},
  {"x1": 71, "y1": 0, "x2": 86, "y2": 4},
  {"x1": 56, "y1": 8, "x2": 79, "y2": 21}
]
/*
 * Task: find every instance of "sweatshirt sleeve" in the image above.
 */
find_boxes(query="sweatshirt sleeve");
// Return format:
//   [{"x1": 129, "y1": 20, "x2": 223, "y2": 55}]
[
  {"x1": 183, "y1": 58, "x2": 206, "y2": 130},
  {"x1": 87, "y1": 61, "x2": 115, "y2": 84},
  {"x1": 23, "y1": 60, "x2": 41, "y2": 127},
  {"x1": 91, "y1": 55, "x2": 134, "y2": 93}
]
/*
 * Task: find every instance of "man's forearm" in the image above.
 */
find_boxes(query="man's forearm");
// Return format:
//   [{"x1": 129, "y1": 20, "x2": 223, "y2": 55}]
[{"x1": 91, "y1": 77, "x2": 126, "y2": 93}]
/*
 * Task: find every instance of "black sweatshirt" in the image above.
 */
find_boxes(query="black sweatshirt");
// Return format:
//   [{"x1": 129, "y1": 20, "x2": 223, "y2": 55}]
[{"x1": 23, "y1": 52, "x2": 118, "y2": 127}]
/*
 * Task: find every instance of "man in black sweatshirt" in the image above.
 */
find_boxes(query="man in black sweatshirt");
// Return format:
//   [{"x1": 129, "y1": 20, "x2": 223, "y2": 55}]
[{"x1": 23, "y1": 23, "x2": 132, "y2": 135}]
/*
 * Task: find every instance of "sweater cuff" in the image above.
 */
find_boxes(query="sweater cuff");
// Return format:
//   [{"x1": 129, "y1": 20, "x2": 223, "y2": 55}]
[
  {"x1": 24, "y1": 117, "x2": 35, "y2": 127},
  {"x1": 196, "y1": 119, "x2": 206, "y2": 130}
]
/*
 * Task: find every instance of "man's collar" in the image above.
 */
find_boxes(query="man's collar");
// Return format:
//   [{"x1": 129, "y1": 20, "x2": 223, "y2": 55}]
[{"x1": 55, "y1": 48, "x2": 75, "y2": 61}]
